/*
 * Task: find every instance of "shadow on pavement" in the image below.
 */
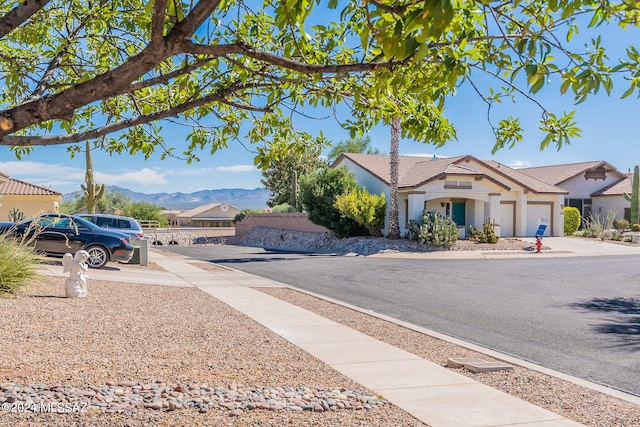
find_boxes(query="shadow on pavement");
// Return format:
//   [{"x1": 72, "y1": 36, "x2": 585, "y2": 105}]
[{"x1": 569, "y1": 297, "x2": 640, "y2": 351}]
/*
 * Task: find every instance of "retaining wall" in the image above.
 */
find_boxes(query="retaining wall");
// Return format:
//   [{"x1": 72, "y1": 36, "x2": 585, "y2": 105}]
[{"x1": 235, "y1": 213, "x2": 329, "y2": 239}]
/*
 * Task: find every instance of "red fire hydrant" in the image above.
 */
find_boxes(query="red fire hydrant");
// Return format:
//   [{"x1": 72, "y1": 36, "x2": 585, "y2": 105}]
[{"x1": 535, "y1": 236, "x2": 542, "y2": 253}]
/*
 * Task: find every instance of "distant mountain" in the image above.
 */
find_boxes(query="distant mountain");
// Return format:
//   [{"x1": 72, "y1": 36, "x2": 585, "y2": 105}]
[{"x1": 64, "y1": 186, "x2": 270, "y2": 210}]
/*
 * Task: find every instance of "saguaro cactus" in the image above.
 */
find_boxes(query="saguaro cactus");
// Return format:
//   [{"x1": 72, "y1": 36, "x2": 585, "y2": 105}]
[
  {"x1": 624, "y1": 165, "x2": 639, "y2": 225},
  {"x1": 80, "y1": 141, "x2": 105, "y2": 214}
]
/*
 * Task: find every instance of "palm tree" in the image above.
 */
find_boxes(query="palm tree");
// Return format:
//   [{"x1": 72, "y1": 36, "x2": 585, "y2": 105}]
[{"x1": 387, "y1": 117, "x2": 401, "y2": 239}]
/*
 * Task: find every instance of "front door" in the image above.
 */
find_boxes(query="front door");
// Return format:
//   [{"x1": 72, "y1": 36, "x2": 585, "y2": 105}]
[{"x1": 452, "y1": 201, "x2": 466, "y2": 226}]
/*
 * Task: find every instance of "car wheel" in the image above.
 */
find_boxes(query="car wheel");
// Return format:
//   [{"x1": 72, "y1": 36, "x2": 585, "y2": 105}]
[{"x1": 85, "y1": 245, "x2": 109, "y2": 269}]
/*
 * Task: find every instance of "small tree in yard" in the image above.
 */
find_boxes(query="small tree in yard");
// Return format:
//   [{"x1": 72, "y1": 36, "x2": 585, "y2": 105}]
[
  {"x1": 334, "y1": 188, "x2": 386, "y2": 237},
  {"x1": 124, "y1": 202, "x2": 167, "y2": 227},
  {"x1": 300, "y1": 167, "x2": 369, "y2": 238}
]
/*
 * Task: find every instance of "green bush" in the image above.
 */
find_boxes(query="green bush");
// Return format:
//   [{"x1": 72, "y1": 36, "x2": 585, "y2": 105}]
[
  {"x1": 406, "y1": 210, "x2": 459, "y2": 247},
  {"x1": 563, "y1": 206, "x2": 581, "y2": 235},
  {"x1": 0, "y1": 233, "x2": 40, "y2": 296},
  {"x1": 334, "y1": 187, "x2": 386, "y2": 237},
  {"x1": 300, "y1": 167, "x2": 369, "y2": 238},
  {"x1": 613, "y1": 218, "x2": 630, "y2": 231}
]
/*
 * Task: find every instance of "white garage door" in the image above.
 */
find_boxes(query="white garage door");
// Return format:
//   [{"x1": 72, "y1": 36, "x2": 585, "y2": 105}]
[
  {"x1": 527, "y1": 203, "x2": 551, "y2": 236},
  {"x1": 499, "y1": 203, "x2": 514, "y2": 237}
]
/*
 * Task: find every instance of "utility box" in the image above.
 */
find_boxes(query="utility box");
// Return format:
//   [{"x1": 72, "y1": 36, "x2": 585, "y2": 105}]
[{"x1": 129, "y1": 238, "x2": 149, "y2": 266}]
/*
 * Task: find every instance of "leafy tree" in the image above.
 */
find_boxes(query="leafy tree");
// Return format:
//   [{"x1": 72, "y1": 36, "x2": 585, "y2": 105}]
[
  {"x1": 326, "y1": 136, "x2": 380, "y2": 164},
  {"x1": 334, "y1": 187, "x2": 386, "y2": 237},
  {"x1": 0, "y1": 2, "x2": 638, "y2": 168},
  {"x1": 124, "y1": 202, "x2": 168, "y2": 227},
  {"x1": 96, "y1": 190, "x2": 132, "y2": 214},
  {"x1": 59, "y1": 189, "x2": 131, "y2": 214},
  {"x1": 300, "y1": 167, "x2": 369, "y2": 238},
  {"x1": 260, "y1": 144, "x2": 325, "y2": 208}
]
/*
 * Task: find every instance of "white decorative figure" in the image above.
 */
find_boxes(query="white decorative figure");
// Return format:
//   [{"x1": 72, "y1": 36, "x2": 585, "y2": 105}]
[{"x1": 62, "y1": 250, "x2": 90, "y2": 298}]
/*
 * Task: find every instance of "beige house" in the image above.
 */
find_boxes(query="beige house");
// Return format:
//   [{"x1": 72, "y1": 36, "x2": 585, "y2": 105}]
[
  {"x1": 519, "y1": 161, "x2": 632, "y2": 223},
  {"x1": 0, "y1": 174, "x2": 62, "y2": 220},
  {"x1": 174, "y1": 203, "x2": 239, "y2": 227},
  {"x1": 334, "y1": 154, "x2": 568, "y2": 237}
]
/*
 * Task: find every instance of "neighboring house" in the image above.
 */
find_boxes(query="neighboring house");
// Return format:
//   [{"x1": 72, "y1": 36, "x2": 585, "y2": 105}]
[
  {"x1": 334, "y1": 154, "x2": 567, "y2": 237},
  {"x1": 519, "y1": 161, "x2": 630, "y2": 223},
  {"x1": 0, "y1": 175, "x2": 63, "y2": 220},
  {"x1": 175, "y1": 203, "x2": 239, "y2": 227},
  {"x1": 161, "y1": 209, "x2": 184, "y2": 227}
]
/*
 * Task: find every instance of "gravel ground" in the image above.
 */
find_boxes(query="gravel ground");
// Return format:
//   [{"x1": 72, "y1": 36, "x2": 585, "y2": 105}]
[
  {"x1": 257, "y1": 288, "x2": 640, "y2": 427},
  {"x1": 0, "y1": 276, "x2": 423, "y2": 427}
]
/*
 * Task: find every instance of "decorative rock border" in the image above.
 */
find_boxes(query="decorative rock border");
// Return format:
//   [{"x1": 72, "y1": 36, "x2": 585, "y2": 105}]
[{"x1": 0, "y1": 381, "x2": 387, "y2": 415}]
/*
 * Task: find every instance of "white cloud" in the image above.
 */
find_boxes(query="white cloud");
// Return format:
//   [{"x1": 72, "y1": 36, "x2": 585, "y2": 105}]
[
  {"x1": 94, "y1": 167, "x2": 167, "y2": 187},
  {"x1": 215, "y1": 165, "x2": 258, "y2": 173},
  {"x1": 507, "y1": 160, "x2": 532, "y2": 169}
]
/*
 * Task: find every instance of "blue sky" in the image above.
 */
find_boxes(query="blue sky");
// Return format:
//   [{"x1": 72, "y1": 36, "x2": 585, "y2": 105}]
[{"x1": 1, "y1": 17, "x2": 639, "y2": 196}]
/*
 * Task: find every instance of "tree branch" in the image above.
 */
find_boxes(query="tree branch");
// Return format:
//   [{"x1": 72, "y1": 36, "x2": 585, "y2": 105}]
[
  {"x1": 0, "y1": 0, "x2": 50, "y2": 39},
  {"x1": 1, "y1": 81, "x2": 272, "y2": 146}
]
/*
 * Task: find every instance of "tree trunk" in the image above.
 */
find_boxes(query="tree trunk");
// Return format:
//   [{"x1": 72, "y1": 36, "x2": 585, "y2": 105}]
[{"x1": 387, "y1": 117, "x2": 401, "y2": 239}]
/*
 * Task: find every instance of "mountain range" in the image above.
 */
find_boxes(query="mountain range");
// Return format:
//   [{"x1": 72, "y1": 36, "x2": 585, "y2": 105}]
[{"x1": 64, "y1": 185, "x2": 270, "y2": 210}]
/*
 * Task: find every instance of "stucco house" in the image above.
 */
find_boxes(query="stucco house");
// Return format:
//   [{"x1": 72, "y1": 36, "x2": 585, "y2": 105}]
[
  {"x1": 519, "y1": 161, "x2": 632, "y2": 223},
  {"x1": 0, "y1": 173, "x2": 62, "y2": 220},
  {"x1": 334, "y1": 154, "x2": 567, "y2": 237},
  {"x1": 174, "y1": 202, "x2": 239, "y2": 227}
]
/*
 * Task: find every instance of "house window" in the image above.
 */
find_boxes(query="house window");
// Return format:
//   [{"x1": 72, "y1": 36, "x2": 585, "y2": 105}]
[
  {"x1": 565, "y1": 198, "x2": 592, "y2": 226},
  {"x1": 444, "y1": 180, "x2": 472, "y2": 189}
]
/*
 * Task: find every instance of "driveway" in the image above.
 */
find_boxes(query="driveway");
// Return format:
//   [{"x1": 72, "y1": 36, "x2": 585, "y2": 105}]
[{"x1": 162, "y1": 242, "x2": 640, "y2": 397}]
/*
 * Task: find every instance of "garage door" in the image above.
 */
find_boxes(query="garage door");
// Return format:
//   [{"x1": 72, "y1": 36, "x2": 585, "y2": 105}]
[
  {"x1": 526, "y1": 203, "x2": 551, "y2": 236},
  {"x1": 499, "y1": 203, "x2": 514, "y2": 237}
]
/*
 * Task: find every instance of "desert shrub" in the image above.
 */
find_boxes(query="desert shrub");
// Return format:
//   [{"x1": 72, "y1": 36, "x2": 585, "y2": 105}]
[
  {"x1": 0, "y1": 233, "x2": 40, "y2": 296},
  {"x1": 613, "y1": 218, "x2": 630, "y2": 231},
  {"x1": 271, "y1": 203, "x2": 292, "y2": 213},
  {"x1": 586, "y1": 209, "x2": 616, "y2": 241},
  {"x1": 563, "y1": 206, "x2": 581, "y2": 235},
  {"x1": 300, "y1": 167, "x2": 369, "y2": 238},
  {"x1": 468, "y1": 219, "x2": 499, "y2": 243},
  {"x1": 609, "y1": 232, "x2": 623, "y2": 241},
  {"x1": 233, "y1": 211, "x2": 246, "y2": 224},
  {"x1": 632, "y1": 224, "x2": 640, "y2": 232},
  {"x1": 406, "y1": 210, "x2": 459, "y2": 247},
  {"x1": 334, "y1": 187, "x2": 386, "y2": 237}
]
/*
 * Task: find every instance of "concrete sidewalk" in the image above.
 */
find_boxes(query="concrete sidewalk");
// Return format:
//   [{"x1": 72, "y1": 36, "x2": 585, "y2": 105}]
[{"x1": 39, "y1": 250, "x2": 595, "y2": 426}]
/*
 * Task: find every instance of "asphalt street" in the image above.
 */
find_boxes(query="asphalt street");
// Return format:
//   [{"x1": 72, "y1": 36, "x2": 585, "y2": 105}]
[{"x1": 163, "y1": 244, "x2": 640, "y2": 397}]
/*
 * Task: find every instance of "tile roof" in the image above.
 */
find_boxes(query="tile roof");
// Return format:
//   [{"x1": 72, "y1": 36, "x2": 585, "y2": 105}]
[
  {"x1": 177, "y1": 203, "x2": 238, "y2": 218},
  {"x1": 0, "y1": 177, "x2": 62, "y2": 196},
  {"x1": 337, "y1": 154, "x2": 567, "y2": 194},
  {"x1": 518, "y1": 161, "x2": 624, "y2": 185},
  {"x1": 591, "y1": 174, "x2": 633, "y2": 196}
]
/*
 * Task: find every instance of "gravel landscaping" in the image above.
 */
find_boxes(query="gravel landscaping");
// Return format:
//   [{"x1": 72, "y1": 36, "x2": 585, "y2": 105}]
[
  {"x1": 2, "y1": 229, "x2": 639, "y2": 426},
  {"x1": 258, "y1": 287, "x2": 640, "y2": 427},
  {"x1": 0, "y1": 277, "x2": 423, "y2": 426}
]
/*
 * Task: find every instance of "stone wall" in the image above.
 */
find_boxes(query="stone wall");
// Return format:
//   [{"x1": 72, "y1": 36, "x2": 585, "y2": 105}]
[{"x1": 235, "y1": 213, "x2": 329, "y2": 239}]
